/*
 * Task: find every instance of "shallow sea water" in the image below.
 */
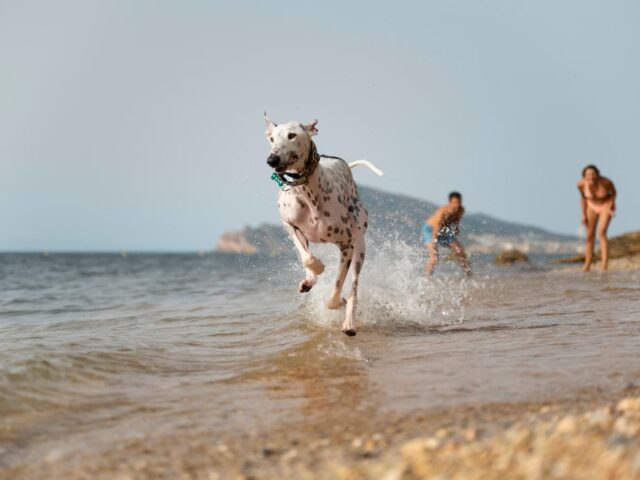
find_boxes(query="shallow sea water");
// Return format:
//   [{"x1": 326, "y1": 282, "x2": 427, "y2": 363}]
[{"x1": 1, "y1": 247, "x2": 639, "y2": 472}]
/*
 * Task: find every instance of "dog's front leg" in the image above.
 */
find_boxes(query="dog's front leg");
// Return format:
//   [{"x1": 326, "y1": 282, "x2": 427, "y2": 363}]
[{"x1": 282, "y1": 222, "x2": 325, "y2": 293}]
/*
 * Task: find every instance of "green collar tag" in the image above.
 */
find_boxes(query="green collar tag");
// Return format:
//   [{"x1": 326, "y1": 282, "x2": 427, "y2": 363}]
[{"x1": 271, "y1": 172, "x2": 284, "y2": 188}]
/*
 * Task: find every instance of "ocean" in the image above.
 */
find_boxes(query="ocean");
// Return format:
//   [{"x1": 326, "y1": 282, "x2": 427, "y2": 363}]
[{"x1": 1, "y1": 246, "x2": 639, "y2": 477}]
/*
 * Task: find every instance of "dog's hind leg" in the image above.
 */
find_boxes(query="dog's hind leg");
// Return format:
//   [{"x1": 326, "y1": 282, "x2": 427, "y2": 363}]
[
  {"x1": 326, "y1": 243, "x2": 353, "y2": 309},
  {"x1": 342, "y1": 236, "x2": 365, "y2": 336},
  {"x1": 282, "y1": 223, "x2": 325, "y2": 293}
]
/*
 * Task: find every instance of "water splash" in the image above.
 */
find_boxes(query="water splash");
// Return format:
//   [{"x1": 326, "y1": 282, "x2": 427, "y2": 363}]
[{"x1": 287, "y1": 236, "x2": 482, "y2": 332}]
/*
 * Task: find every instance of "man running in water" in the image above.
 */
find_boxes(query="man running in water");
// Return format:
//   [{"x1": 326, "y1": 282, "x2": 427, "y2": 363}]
[{"x1": 423, "y1": 191, "x2": 472, "y2": 277}]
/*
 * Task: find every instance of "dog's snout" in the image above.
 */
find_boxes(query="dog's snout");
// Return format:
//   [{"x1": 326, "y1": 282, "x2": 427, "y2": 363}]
[{"x1": 267, "y1": 154, "x2": 281, "y2": 168}]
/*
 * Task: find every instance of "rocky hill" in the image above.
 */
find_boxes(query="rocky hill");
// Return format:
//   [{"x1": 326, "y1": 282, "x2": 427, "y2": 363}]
[{"x1": 216, "y1": 186, "x2": 581, "y2": 255}]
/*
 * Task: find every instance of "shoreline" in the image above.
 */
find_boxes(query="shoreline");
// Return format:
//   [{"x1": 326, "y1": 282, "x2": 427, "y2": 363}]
[
  {"x1": 4, "y1": 385, "x2": 640, "y2": 479},
  {"x1": 554, "y1": 253, "x2": 640, "y2": 273}
]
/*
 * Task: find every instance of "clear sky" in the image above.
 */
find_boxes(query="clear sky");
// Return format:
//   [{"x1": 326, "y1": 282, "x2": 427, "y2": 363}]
[{"x1": 2, "y1": 0, "x2": 638, "y2": 251}]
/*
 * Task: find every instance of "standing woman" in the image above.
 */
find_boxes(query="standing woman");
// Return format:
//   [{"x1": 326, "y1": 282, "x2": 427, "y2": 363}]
[{"x1": 577, "y1": 165, "x2": 617, "y2": 271}]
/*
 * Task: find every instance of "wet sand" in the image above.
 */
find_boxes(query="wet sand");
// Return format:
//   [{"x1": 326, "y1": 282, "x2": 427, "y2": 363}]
[{"x1": 3, "y1": 386, "x2": 640, "y2": 479}]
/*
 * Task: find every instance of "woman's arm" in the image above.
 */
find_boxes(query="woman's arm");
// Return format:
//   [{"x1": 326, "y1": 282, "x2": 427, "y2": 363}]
[
  {"x1": 577, "y1": 181, "x2": 587, "y2": 225},
  {"x1": 607, "y1": 178, "x2": 617, "y2": 213}
]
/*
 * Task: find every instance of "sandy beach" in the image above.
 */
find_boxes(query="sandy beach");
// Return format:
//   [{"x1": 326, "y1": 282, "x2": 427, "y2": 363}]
[{"x1": 4, "y1": 386, "x2": 640, "y2": 479}]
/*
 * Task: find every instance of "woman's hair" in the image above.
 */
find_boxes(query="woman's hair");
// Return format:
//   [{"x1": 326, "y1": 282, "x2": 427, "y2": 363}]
[{"x1": 582, "y1": 164, "x2": 600, "y2": 177}]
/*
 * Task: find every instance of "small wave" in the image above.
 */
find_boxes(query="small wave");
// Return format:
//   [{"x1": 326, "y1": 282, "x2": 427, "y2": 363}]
[
  {"x1": 0, "y1": 345, "x2": 220, "y2": 417},
  {"x1": 315, "y1": 338, "x2": 365, "y2": 361},
  {"x1": 602, "y1": 286, "x2": 640, "y2": 294}
]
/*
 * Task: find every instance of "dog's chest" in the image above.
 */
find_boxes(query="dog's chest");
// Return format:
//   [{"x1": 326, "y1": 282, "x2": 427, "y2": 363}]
[
  {"x1": 277, "y1": 165, "x2": 354, "y2": 243},
  {"x1": 278, "y1": 190, "x2": 320, "y2": 226}
]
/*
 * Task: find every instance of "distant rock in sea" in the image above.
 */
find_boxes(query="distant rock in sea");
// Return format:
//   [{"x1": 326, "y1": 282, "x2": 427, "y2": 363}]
[
  {"x1": 495, "y1": 249, "x2": 529, "y2": 265},
  {"x1": 216, "y1": 186, "x2": 582, "y2": 255}
]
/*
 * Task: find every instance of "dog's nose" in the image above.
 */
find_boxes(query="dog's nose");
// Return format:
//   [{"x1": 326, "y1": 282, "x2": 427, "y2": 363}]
[{"x1": 267, "y1": 154, "x2": 281, "y2": 168}]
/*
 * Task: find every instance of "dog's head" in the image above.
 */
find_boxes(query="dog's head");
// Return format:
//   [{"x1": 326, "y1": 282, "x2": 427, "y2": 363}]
[{"x1": 264, "y1": 113, "x2": 318, "y2": 173}]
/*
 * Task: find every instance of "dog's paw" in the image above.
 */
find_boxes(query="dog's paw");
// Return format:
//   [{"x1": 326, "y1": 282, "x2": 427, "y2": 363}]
[
  {"x1": 342, "y1": 328, "x2": 356, "y2": 337},
  {"x1": 326, "y1": 297, "x2": 346, "y2": 309},
  {"x1": 298, "y1": 279, "x2": 314, "y2": 293},
  {"x1": 304, "y1": 257, "x2": 325, "y2": 275}
]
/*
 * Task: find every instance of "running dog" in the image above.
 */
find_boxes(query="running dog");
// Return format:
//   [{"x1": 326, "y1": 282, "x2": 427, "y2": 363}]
[{"x1": 264, "y1": 113, "x2": 383, "y2": 336}]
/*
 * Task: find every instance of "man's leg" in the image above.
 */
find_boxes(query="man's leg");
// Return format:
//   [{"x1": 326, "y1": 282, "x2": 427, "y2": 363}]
[
  {"x1": 425, "y1": 242, "x2": 439, "y2": 277},
  {"x1": 449, "y1": 240, "x2": 471, "y2": 277}
]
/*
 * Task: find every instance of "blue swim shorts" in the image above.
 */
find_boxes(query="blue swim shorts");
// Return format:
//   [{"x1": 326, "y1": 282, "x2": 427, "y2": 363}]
[{"x1": 422, "y1": 224, "x2": 457, "y2": 247}]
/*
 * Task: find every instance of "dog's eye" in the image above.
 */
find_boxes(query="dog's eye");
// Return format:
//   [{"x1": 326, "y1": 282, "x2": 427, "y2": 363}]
[
  {"x1": 288, "y1": 133, "x2": 297, "y2": 140},
  {"x1": 270, "y1": 137, "x2": 274, "y2": 143}
]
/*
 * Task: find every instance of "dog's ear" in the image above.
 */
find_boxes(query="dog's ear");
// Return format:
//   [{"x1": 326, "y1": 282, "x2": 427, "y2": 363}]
[
  {"x1": 302, "y1": 119, "x2": 318, "y2": 136},
  {"x1": 264, "y1": 112, "x2": 277, "y2": 136}
]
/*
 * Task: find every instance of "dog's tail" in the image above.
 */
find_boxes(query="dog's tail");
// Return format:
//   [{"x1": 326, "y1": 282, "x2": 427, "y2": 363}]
[{"x1": 348, "y1": 160, "x2": 384, "y2": 177}]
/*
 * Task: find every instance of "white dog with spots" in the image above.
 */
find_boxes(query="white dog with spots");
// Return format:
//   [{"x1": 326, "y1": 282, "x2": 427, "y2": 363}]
[{"x1": 264, "y1": 113, "x2": 383, "y2": 336}]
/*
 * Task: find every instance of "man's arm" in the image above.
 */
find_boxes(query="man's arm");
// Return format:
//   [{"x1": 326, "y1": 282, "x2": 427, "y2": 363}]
[
  {"x1": 449, "y1": 207, "x2": 464, "y2": 236},
  {"x1": 427, "y1": 208, "x2": 444, "y2": 238}
]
